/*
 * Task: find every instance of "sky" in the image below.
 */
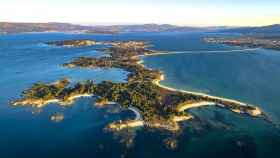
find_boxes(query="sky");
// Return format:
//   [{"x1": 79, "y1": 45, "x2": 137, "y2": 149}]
[{"x1": 0, "y1": 0, "x2": 279, "y2": 26}]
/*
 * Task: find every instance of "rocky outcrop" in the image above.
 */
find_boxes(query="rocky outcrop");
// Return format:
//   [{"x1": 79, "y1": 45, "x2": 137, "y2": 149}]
[
  {"x1": 50, "y1": 113, "x2": 64, "y2": 122},
  {"x1": 163, "y1": 138, "x2": 178, "y2": 150}
]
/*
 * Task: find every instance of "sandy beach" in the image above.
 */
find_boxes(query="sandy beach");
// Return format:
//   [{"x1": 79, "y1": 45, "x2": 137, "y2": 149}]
[{"x1": 154, "y1": 74, "x2": 249, "y2": 106}]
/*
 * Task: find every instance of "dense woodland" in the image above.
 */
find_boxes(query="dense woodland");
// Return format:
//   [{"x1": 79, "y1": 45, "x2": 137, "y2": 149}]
[{"x1": 22, "y1": 78, "x2": 96, "y2": 101}]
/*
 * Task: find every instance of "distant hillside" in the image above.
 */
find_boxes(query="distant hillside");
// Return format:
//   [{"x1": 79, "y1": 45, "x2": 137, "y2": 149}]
[
  {"x1": 0, "y1": 22, "x2": 210, "y2": 34},
  {"x1": 2, "y1": 22, "x2": 279, "y2": 34},
  {"x1": 0, "y1": 22, "x2": 115, "y2": 34},
  {"x1": 93, "y1": 24, "x2": 209, "y2": 33},
  {"x1": 221, "y1": 24, "x2": 280, "y2": 34},
  {"x1": 0, "y1": 22, "x2": 85, "y2": 33}
]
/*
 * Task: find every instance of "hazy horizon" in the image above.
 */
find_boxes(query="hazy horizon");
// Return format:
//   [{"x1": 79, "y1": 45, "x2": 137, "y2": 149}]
[
  {"x1": 1, "y1": 21, "x2": 279, "y2": 28},
  {"x1": 0, "y1": 0, "x2": 280, "y2": 27}
]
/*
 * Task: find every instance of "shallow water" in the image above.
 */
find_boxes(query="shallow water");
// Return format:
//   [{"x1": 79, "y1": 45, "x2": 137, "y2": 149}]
[{"x1": 0, "y1": 32, "x2": 279, "y2": 158}]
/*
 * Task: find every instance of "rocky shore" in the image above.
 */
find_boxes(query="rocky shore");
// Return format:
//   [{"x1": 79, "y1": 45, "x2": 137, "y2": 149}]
[{"x1": 12, "y1": 93, "x2": 92, "y2": 108}]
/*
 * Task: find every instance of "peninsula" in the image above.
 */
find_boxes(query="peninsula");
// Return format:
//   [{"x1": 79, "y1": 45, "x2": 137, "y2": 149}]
[{"x1": 12, "y1": 39, "x2": 267, "y2": 133}]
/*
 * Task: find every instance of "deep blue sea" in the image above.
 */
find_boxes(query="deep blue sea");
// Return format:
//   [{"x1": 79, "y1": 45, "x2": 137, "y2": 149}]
[{"x1": 0, "y1": 32, "x2": 279, "y2": 158}]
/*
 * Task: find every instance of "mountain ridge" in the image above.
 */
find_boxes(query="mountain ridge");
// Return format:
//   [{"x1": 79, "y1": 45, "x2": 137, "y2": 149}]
[{"x1": 0, "y1": 22, "x2": 279, "y2": 34}]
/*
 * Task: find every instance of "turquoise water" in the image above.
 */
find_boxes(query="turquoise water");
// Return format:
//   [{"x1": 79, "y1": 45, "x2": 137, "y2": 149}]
[{"x1": 0, "y1": 32, "x2": 279, "y2": 158}]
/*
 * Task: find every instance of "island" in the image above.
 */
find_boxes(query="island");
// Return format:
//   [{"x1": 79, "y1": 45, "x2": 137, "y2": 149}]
[
  {"x1": 46, "y1": 39, "x2": 100, "y2": 47},
  {"x1": 205, "y1": 36, "x2": 280, "y2": 50}
]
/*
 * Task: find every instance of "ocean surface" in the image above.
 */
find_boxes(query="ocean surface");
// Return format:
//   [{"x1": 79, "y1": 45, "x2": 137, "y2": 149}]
[{"x1": 0, "y1": 32, "x2": 279, "y2": 158}]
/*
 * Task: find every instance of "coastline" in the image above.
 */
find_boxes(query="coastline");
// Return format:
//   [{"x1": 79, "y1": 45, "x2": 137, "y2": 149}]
[
  {"x1": 105, "y1": 107, "x2": 145, "y2": 131},
  {"x1": 153, "y1": 74, "x2": 262, "y2": 117},
  {"x1": 177, "y1": 101, "x2": 217, "y2": 112},
  {"x1": 12, "y1": 93, "x2": 93, "y2": 108},
  {"x1": 128, "y1": 107, "x2": 142, "y2": 120},
  {"x1": 154, "y1": 74, "x2": 248, "y2": 106}
]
